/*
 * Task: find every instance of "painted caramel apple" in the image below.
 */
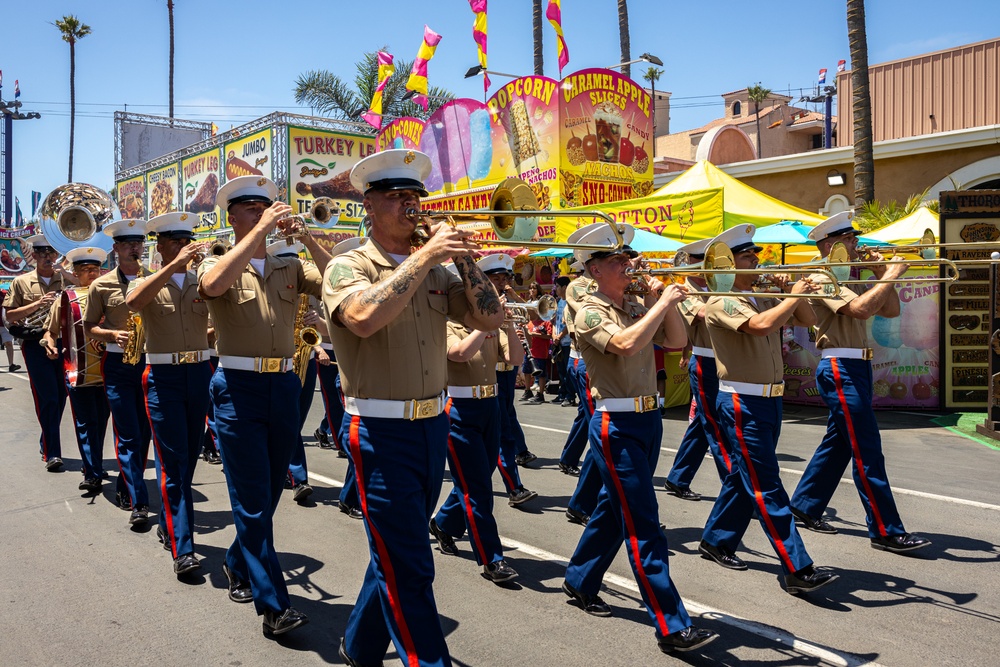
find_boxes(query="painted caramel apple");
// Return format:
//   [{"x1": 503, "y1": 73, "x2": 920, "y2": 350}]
[
  {"x1": 889, "y1": 382, "x2": 907, "y2": 399},
  {"x1": 619, "y1": 136, "x2": 635, "y2": 166},
  {"x1": 582, "y1": 133, "x2": 599, "y2": 161},
  {"x1": 912, "y1": 382, "x2": 931, "y2": 400},
  {"x1": 874, "y1": 379, "x2": 890, "y2": 397}
]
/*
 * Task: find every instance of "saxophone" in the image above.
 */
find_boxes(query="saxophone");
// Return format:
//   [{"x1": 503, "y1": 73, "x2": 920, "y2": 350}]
[
  {"x1": 292, "y1": 294, "x2": 320, "y2": 385},
  {"x1": 122, "y1": 313, "x2": 145, "y2": 365}
]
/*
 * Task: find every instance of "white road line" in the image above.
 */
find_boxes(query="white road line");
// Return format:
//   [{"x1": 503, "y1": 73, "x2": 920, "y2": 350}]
[
  {"x1": 5, "y1": 371, "x2": 30, "y2": 382},
  {"x1": 502, "y1": 536, "x2": 885, "y2": 667},
  {"x1": 520, "y1": 421, "x2": 1000, "y2": 512}
]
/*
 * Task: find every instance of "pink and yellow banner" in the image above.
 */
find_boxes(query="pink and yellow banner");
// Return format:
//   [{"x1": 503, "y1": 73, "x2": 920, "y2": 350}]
[
  {"x1": 546, "y1": 0, "x2": 570, "y2": 76},
  {"x1": 363, "y1": 52, "x2": 395, "y2": 130},
  {"x1": 468, "y1": 0, "x2": 490, "y2": 92},
  {"x1": 405, "y1": 25, "x2": 443, "y2": 110}
]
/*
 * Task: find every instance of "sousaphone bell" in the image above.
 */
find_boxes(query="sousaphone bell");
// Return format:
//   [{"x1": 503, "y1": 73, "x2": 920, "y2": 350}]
[{"x1": 39, "y1": 183, "x2": 120, "y2": 255}]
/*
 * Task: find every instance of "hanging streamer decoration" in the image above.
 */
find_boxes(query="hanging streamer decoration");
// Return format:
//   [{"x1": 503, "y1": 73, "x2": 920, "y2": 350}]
[
  {"x1": 362, "y1": 51, "x2": 396, "y2": 129},
  {"x1": 404, "y1": 25, "x2": 443, "y2": 111},
  {"x1": 468, "y1": 0, "x2": 490, "y2": 92},
  {"x1": 546, "y1": 0, "x2": 570, "y2": 77}
]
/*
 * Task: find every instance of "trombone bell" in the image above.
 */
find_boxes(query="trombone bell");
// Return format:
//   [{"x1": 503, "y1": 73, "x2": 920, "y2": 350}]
[{"x1": 490, "y1": 177, "x2": 540, "y2": 242}]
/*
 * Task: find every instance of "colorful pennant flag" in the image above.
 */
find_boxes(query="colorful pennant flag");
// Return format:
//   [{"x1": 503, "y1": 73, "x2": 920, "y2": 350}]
[
  {"x1": 837, "y1": 59, "x2": 847, "y2": 72},
  {"x1": 818, "y1": 68, "x2": 827, "y2": 84},
  {"x1": 363, "y1": 52, "x2": 396, "y2": 130},
  {"x1": 546, "y1": 0, "x2": 570, "y2": 77},
  {"x1": 14, "y1": 79, "x2": 19, "y2": 98},
  {"x1": 405, "y1": 25, "x2": 443, "y2": 111},
  {"x1": 31, "y1": 191, "x2": 41, "y2": 218},
  {"x1": 211, "y1": 123, "x2": 218, "y2": 136},
  {"x1": 468, "y1": 1, "x2": 490, "y2": 92}
]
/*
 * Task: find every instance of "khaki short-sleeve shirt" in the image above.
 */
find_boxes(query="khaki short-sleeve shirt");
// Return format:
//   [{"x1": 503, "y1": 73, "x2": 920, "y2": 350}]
[
  {"x1": 809, "y1": 280, "x2": 868, "y2": 349},
  {"x1": 85, "y1": 269, "x2": 135, "y2": 331},
  {"x1": 446, "y1": 321, "x2": 499, "y2": 387},
  {"x1": 322, "y1": 239, "x2": 472, "y2": 400},
  {"x1": 705, "y1": 294, "x2": 784, "y2": 384},
  {"x1": 574, "y1": 290, "x2": 662, "y2": 400},
  {"x1": 4, "y1": 270, "x2": 66, "y2": 314},
  {"x1": 678, "y1": 278, "x2": 712, "y2": 350},
  {"x1": 196, "y1": 255, "x2": 322, "y2": 358},
  {"x1": 127, "y1": 272, "x2": 210, "y2": 353},
  {"x1": 564, "y1": 275, "x2": 592, "y2": 342}
]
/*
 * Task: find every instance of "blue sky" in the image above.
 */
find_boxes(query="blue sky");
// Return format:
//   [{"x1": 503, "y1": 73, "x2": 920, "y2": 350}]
[{"x1": 0, "y1": 0, "x2": 996, "y2": 220}]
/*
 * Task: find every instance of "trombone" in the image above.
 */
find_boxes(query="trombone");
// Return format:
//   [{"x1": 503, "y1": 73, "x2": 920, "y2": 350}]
[
  {"x1": 406, "y1": 177, "x2": 625, "y2": 252},
  {"x1": 857, "y1": 228, "x2": 1000, "y2": 266},
  {"x1": 627, "y1": 242, "x2": 844, "y2": 298},
  {"x1": 824, "y1": 241, "x2": 959, "y2": 284}
]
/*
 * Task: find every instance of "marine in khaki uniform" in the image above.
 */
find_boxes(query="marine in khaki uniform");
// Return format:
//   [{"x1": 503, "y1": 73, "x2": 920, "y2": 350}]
[
  {"x1": 791, "y1": 212, "x2": 930, "y2": 553},
  {"x1": 561, "y1": 222, "x2": 718, "y2": 655},
  {"x1": 323, "y1": 149, "x2": 503, "y2": 667},
  {"x1": 126, "y1": 212, "x2": 211, "y2": 577},
  {"x1": 84, "y1": 219, "x2": 153, "y2": 522},
  {"x1": 5, "y1": 234, "x2": 72, "y2": 469},
  {"x1": 699, "y1": 224, "x2": 838, "y2": 595},
  {"x1": 198, "y1": 175, "x2": 330, "y2": 637},
  {"x1": 40, "y1": 247, "x2": 110, "y2": 489},
  {"x1": 663, "y1": 238, "x2": 732, "y2": 501}
]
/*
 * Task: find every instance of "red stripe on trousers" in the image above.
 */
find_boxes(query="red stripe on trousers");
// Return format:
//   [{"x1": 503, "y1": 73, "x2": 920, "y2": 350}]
[
  {"x1": 732, "y1": 393, "x2": 796, "y2": 573},
  {"x1": 315, "y1": 357, "x2": 341, "y2": 449},
  {"x1": 598, "y1": 412, "x2": 670, "y2": 637},
  {"x1": 830, "y1": 359, "x2": 887, "y2": 537},
  {"x1": 695, "y1": 356, "x2": 730, "y2": 472},
  {"x1": 443, "y1": 398, "x2": 489, "y2": 565},
  {"x1": 349, "y1": 416, "x2": 420, "y2": 667},
  {"x1": 142, "y1": 365, "x2": 177, "y2": 556}
]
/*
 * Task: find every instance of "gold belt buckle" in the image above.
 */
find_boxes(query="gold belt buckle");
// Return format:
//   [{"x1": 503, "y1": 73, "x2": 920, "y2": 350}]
[
  {"x1": 406, "y1": 397, "x2": 439, "y2": 420},
  {"x1": 176, "y1": 351, "x2": 200, "y2": 364},
  {"x1": 256, "y1": 357, "x2": 284, "y2": 373},
  {"x1": 635, "y1": 395, "x2": 658, "y2": 413},
  {"x1": 768, "y1": 383, "x2": 785, "y2": 398},
  {"x1": 862, "y1": 348, "x2": 873, "y2": 361},
  {"x1": 479, "y1": 384, "x2": 497, "y2": 399}
]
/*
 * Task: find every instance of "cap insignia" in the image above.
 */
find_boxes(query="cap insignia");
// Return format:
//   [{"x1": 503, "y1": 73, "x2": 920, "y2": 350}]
[
  {"x1": 404, "y1": 151, "x2": 415, "y2": 164},
  {"x1": 257, "y1": 178, "x2": 267, "y2": 187},
  {"x1": 180, "y1": 213, "x2": 189, "y2": 221}
]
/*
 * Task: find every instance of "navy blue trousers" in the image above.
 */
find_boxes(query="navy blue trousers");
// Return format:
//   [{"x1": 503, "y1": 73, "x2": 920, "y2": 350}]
[
  {"x1": 144, "y1": 362, "x2": 211, "y2": 558},
  {"x1": 495, "y1": 369, "x2": 525, "y2": 493},
  {"x1": 202, "y1": 357, "x2": 219, "y2": 456},
  {"x1": 65, "y1": 382, "x2": 110, "y2": 479},
  {"x1": 566, "y1": 410, "x2": 692, "y2": 640},
  {"x1": 703, "y1": 392, "x2": 812, "y2": 575},
  {"x1": 102, "y1": 351, "x2": 151, "y2": 507},
  {"x1": 316, "y1": 356, "x2": 344, "y2": 447},
  {"x1": 341, "y1": 411, "x2": 452, "y2": 667},
  {"x1": 287, "y1": 358, "x2": 317, "y2": 487},
  {"x1": 666, "y1": 355, "x2": 732, "y2": 489},
  {"x1": 21, "y1": 341, "x2": 67, "y2": 461},
  {"x1": 792, "y1": 357, "x2": 905, "y2": 539},
  {"x1": 211, "y1": 367, "x2": 301, "y2": 615},
  {"x1": 435, "y1": 397, "x2": 504, "y2": 566}
]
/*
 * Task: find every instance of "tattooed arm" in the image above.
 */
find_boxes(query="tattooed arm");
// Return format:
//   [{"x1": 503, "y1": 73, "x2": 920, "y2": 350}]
[
  {"x1": 334, "y1": 253, "x2": 434, "y2": 338},
  {"x1": 454, "y1": 254, "x2": 505, "y2": 331}
]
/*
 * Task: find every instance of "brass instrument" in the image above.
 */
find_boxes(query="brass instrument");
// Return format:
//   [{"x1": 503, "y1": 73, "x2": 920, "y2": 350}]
[
  {"x1": 292, "y1": 294, "x2": 321, "y2": 385},
  {"x1": 406, "y1": 177, "x2": 624, "y2": 252},
  {"x1": 39, "y1": 183, "x2": 120, "y2": 255},
  {"x1": 505, "y1": 295, "x2": 557, "y2": 323},
  {"x1": 626, "y1": 242, "x2": 843, "y2": 298},
  {"x1": 273, "y1": 215, "x2": 311, "y2": 244},
  {"x1": 122, "y1": 313, "x2": 145, "y2": 365},
  {"x1": 310, "y1": 197, "x2": 341, "y2": 226},
  {"x1": 60, "y1": 289, "x2": 104, "y2": 387},
  {"x1": 188, "y1": 237, "x2": 231, "y2": 270},
  {"x1": 18, "y1": 291, "x2": 60, "y2": 329},
  {"x1": 825, "y1": 242, "x2": 959, "y2": 285}
]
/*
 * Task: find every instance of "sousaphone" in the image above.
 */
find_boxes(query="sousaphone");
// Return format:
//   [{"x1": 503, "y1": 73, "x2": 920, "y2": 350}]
[{"x1": 39, "y1": 183, "x2": 120, "y2": 255}]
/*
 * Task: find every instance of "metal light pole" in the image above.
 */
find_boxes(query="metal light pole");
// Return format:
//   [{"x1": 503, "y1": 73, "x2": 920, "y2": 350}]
[{"x1": 0, "y1": 97, "x2": 42, "y2": 226}]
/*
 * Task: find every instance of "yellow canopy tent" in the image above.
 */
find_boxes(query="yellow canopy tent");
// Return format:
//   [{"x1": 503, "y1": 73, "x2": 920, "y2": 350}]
[{"x1": 864, "y1": 207, "x2": 939, "y2": 245}]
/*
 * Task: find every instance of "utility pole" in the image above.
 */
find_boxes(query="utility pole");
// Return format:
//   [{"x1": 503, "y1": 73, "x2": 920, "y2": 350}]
[{"x1": 0, "y1": 95, "x2": 42, "y2": 226}]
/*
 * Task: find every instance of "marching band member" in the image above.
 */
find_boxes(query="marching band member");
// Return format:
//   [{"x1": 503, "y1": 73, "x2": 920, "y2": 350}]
[
  {"x1": 553, "y1": 276, "x2": 575, "y2": 406},
  {"x1": 323, "y1": 149, "x2": 503, "y2": 667},
  {"x1": 479, "y1": 254, "x2": 537, "y2": 508},
  {"x1": 125, "y1": 212, "x2": 211, "y2": 576},
  {"x1": 40, "y1": 247, "x2": 110, "y2": 490},
  {"x1": 699, "y1": 225, "x2": 838, "y2": 594},
  {"x1": 562, "y1": 222, "x2": 718, "y2": 654},
  {"x1": 4, "y1": 234, "x2": 69, "y2": 470},
  {"x1": 791, "y1": 213, "x2": 930, "y2": 553},
  {"x1": 663, "y1": 238, "x2": 732, "y2": 501},
  {"x1": 198, "y1": 175, "x2": 330, "y2": 637},
  {"x1": 84, "y1": 220, "x2": 153, "y2": 523}
]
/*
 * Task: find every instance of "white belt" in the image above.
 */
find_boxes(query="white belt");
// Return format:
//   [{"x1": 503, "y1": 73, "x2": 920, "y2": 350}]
[
  {"x1": 320, "y1": 342, "x2": 334, "y2": 351},
  {"x1": 691, "y1": 346, "x2": 714, "y2": 358},
  {"x1": 343, "y1": 393, "x2": 446, "y2": 420},
  {"x1": 146, "y1": 349, "x2": 212, "y2": 365},
  {"x1": 218, "y1": 355, "x2": 294, "y2": 373},
  {"x1": 496, "y1": 362, "x2": 516, "y2": 372},
  {"x1": 719, "y1": 380, "x2": 784, "y2": 398},
  {"x1": 569, "y1": 349, "x2": 582, "y2": 359},
  {"x1": 821, "y1": 347, "x2": 873, "y2": 361},
  {"x1": 447, "y1": 384, "x2": 498, "y2": 399},
  {"x1": 594, "y1": 394, "x2": 659, "y2": 413},
  {"x1": 106, "y1": 343, "x2": 124, "y2": 353}
]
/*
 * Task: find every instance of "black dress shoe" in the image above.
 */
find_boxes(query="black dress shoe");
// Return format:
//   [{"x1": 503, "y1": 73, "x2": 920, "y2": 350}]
[
  {"x1": 202, "y1": 450, "x2": 222, "y2": 465},
  {"x1": 79, "y1": 477, "x2": 101, "y2": 492},
  {"x1": 784, "y1": 566, "x2": 839, "y2": 595},
  {"x1": 129, "y1": 505, "x2": 149, "y2": 526},
  {"x1": 173, "y1": 553, "x2": 201, "y2": 575},
  {"x1": 339, "y1": 638, "x2": 385, "y2": 667},
  {"x1": 429, "y1": 519, "x2": 458, "y2": 556},
  {"x1": 565, "y1": 508, "x2": 590, "y2": 526},
  {"x1": 514, "y1": 451, "x2": 537, "y2": 466},
  {"x1": 262, "y1": 607, "x2": 308, "y2": 637},
  {"x1": 339, "y1": 502, "x2": 364, "y2": 519},
  {"x1": 870, "y1": 533, "x2": 931, "y2": 553},
  {"x1": 314, "y1": 428, "x2": 333, "y2": 449},
  {"x1": 223, "y1": 563, "x2": 254, "y2": 603},
  {"x1": 558, "y1": 462, "x2": 581, "y2": 476},
  {"x1": 508, "y1": 487, "x2": 538, "y2": 507},
  {"x1": 115, "y1": 491, "x2": 133, "y2": 512},
  {"x1": 790, "y1": 507, "x2": 837, "y2": 534},
  {"x1": 157, "y1": 525, "x2": 172, "y2": 552},
  {"x1": 698, "y1": 540, "x2": 748, "y2": 571},
  {"x1": 482, "y1": 559, "x2": 518, "y2": 584},
  {"x1": 336, "y1": 446, "x2": 348, "y2": 459},
  {"x1": 658, "y1": 626, "x2": 719, "y2": 653},
  {"x1": 292, "y1": 483, "x2": 314, "y2": 503},
  {"x1": 663, "y1": 480, "x2": 701, "y2": 501},
  {"x1": 561, "y1": 580, "x2": 612, "y2": 617},
  {"x1": 44, "y1": 457, "x2": 64, "y2": 472}
]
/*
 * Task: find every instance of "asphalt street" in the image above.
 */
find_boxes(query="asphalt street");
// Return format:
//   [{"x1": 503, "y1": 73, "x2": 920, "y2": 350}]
[{"x1": 1, "y1": 368, "x2": 998, "y2": 667}]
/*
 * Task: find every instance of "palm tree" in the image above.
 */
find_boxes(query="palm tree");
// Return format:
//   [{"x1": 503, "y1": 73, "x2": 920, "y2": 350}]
[
  {"x1": 532, "y1": 0, "x2": 543, "y2": 76},
  {"x1": 294, "y1": 51, "x2": 453, "y2": 123},
  {"x1": 53, "y1": 15, "x2": 91, "y2": 183},
  {"x1": 618, "y1": 0, "x2": 631, "y2": 79},
  {"x1": 847, "y1": 0, "x2": 875, "y2": 205},
  {"x1": 167, "y1": 1, "x2": 175, "y2": 119},
  {"x1": 642, "y1": 66, "x2": 663, "y2": 156},
  {"x1": 746, "y1": 83, "x2": 771, "y2": 159}
]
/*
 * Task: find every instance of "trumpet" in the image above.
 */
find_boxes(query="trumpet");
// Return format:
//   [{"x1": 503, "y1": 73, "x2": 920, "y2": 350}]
[
  {"x1": 273, "y1": 215, "x2": 311, "y2": 243},
  {"x1": 505, "y1": 295, "x2": 557, "y2": 323},
  {"x1": 188, "y1": 238, "x2": 232, "y2": 270},
  {"x1": 310, "y1": 197, "x2": 341, "y2": 225}
]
